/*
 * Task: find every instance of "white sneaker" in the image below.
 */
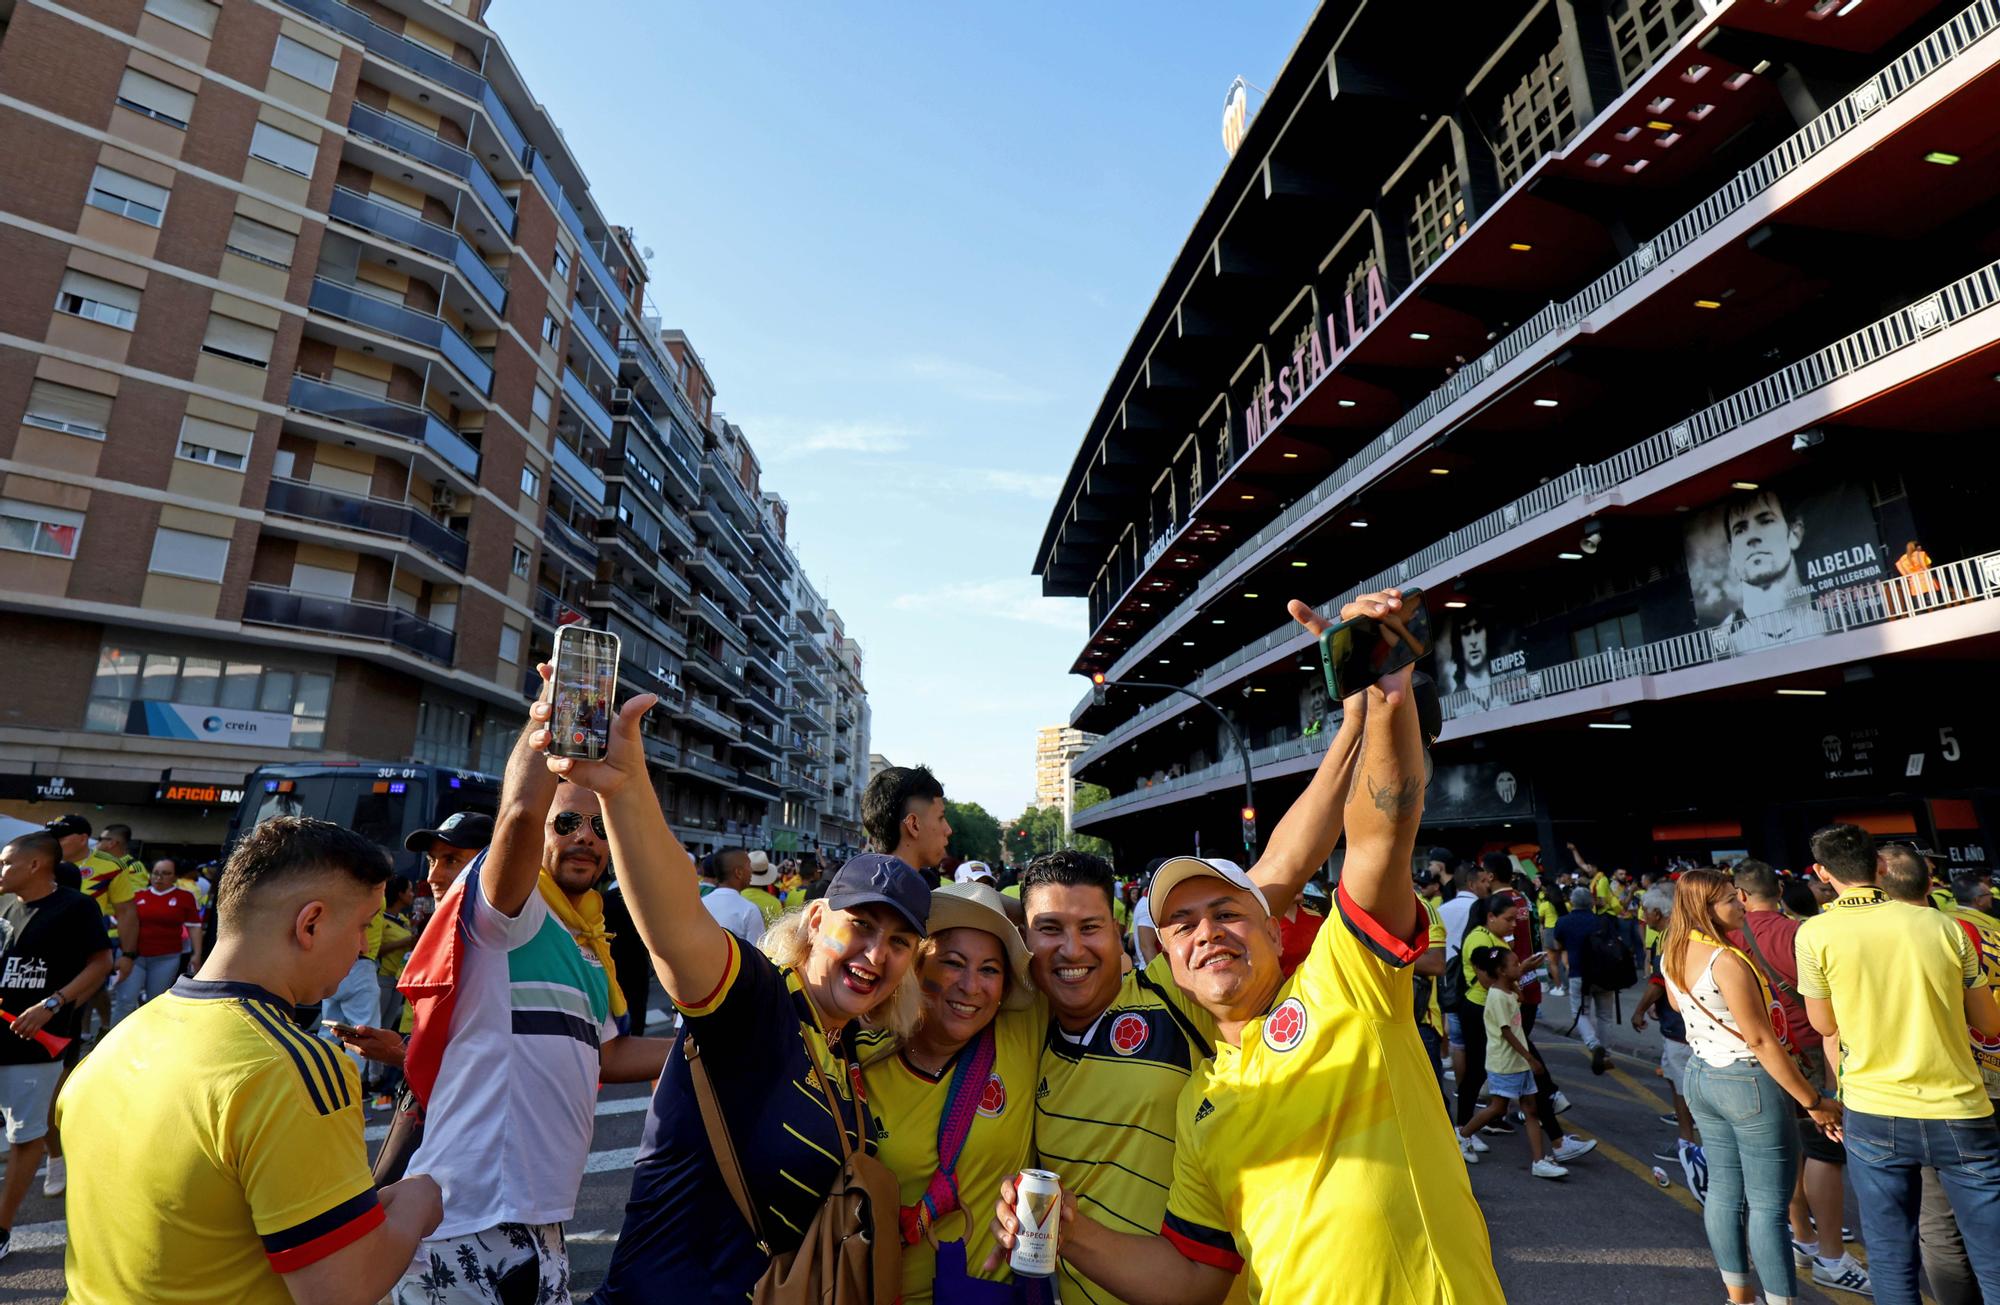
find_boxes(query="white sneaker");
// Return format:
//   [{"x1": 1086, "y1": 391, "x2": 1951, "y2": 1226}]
[
  {"x1": 1551, "y1": 1091, "x2": 1572, "y2": 1115},
  {"x1": 43, "y1": 1155, "x2": 65, "y2": 1197},
  {"x1": 1530, "y1": 1158, "x2": 1569, "y2": 1180},
  {"x1": 1811, "y1": 1253, "x2": 1873, "y2": 1296},
  {"x1": 1551, "y1": 1136, "x2": 1597, "y2": 1162},
  {"x1": 1457, "y1": 1135, "x2": 1481, "y2": 1165},
  {"x1": 1465, "y1": 1131, "x2": 1490, "y2": 1153}
]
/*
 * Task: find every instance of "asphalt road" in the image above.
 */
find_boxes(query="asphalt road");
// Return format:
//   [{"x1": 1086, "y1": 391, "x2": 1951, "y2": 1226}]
[{"x1": 0, "y1": 985, "x2": 1904, "y2": 1302}]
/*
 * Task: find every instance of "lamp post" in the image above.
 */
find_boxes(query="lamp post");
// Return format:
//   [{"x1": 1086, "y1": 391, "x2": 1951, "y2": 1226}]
[{"x1": 1091, "y1": 673, "x2": 1257, "y2": 855}]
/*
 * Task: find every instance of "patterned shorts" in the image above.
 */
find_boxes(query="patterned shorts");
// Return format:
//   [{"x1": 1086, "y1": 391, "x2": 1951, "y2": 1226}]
[{"x1": 394, "y1": 1222, "x2": 569, "y2": 1305}]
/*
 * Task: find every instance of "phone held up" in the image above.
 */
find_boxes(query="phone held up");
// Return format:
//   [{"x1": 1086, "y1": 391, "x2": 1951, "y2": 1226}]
[
  {"x1": 549, "y1": 624, "x2": 622, "y2": 761},
  {"x1": 1318, "y1": 587, "x2": 1430, "y2": 702}
]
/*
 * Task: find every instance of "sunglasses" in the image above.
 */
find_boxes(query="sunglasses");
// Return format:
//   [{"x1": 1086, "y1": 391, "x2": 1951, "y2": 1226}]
[{"x1": 551, "y1": 811, "x2": 607, "y2": 839}]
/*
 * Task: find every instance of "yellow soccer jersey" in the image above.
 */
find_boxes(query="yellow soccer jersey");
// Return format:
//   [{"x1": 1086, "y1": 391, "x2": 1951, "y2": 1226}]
[
  {"x1": 863, "y1": 1007, "x2": 1042, "y2": 1304},
  {"x1": 1419, "y1": 897, "x2": 1446, "y2": 1037},
  {"x1": 1163, "y1": 883, "x2": 1504, "y2": 1304},
  {"x1": 79, "y1": 849, "x2": 135, "y2": 930},
  {"x1": 1036, "y1": 953, "x2": 1220, "y2": 1305},
  {"x1": 56, "y1": 977, "x2": 381, "y2": 1303}
]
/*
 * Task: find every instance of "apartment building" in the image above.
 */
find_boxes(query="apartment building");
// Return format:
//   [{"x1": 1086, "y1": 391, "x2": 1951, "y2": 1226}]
[
  {"x1": 1034, "y1": 723, "x2": 1099, "y2": 816},
  {"x1": 0, "y1": 0, "x2": 860, "y2": 855},
  {"x1": 1035, "y1": 0, "x2": 2000, "y2": 875}
]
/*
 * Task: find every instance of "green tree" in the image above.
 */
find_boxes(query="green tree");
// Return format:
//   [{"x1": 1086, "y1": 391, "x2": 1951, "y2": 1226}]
[
  {"x1": 1003, "y1": 802, "x2": 1111, "y2": 864},
  {"x1": 946, "y1": 800, "x2": 1002, "y2": 864}
]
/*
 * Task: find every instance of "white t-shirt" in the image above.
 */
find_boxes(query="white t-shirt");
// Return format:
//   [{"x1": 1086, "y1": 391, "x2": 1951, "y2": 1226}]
[
  {"x1": 406, "y1": 862, "x2": 619, "y2": 1237},
  {"x1": 1439, "y1": 890, "x2": 1478, "y2": 960},
  {"x1": 701, "y1": 885, "x2": 766, "y2": 945}
]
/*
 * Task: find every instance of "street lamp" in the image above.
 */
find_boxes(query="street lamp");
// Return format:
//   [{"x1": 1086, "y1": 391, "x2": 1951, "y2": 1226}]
[{"x1": 1090, "y1": 671, "x2": 1258, "y2": 854}]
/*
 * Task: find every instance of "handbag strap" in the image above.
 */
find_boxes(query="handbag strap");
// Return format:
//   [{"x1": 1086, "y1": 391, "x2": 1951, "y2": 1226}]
[
  {"x1": 683, "y1": 1034, "x2": 771, "y2": 1254},
  {"x1": 1734, "y1": 917, "x2": 1798, "y2": 998},
  {"x1": 899, "y1": 1026, "x2": 997, "y2": 1246}
]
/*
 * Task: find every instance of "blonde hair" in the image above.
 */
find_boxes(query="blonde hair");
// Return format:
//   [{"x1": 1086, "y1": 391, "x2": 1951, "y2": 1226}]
[
  {"x1": 1661, "y1": 868, "x2": 1734, "y2": 994},
  {"x1": 760, "y1": 906, "x2": 922, "y2": 1042}
]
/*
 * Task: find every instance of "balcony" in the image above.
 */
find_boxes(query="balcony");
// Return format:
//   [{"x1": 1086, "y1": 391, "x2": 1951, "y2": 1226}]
[
  {"x1": 570, "y1": 303, "x2": 619, "y2": 376},
  {"x1": 687, "y1": 592, "x2": 748, "y2": 651},
  {"x1": 345, "y1": 104, "x2": 512, "y2": 238},
  {"x1": 701, "y1": 454, "x2": 757, "y2": 523},
  {"x1": 744, "y1": 605, "x2": 785, "y2": 649},
  {"x1": 552, "y1": 436, "x2": 606, "y2": 505},
  {"x1": 788, "y1": 696, "x2": 830, "y2": 732},
  {"x1": 618, "y1": 331, "x2": 678, "y2": 402},
  {"x1": 328, "y1": 187, "x2": 505, "y2": 316},
  {"x1": 562, "y1": 368, "x2": 614, "y2": 444},
  {"x1": 535, "y1": 587, "x2": 586, "y2": 626},
  {"x1": 279, "y1": 0, "x2": 483, "y2": 99},
  {"x1": 611, "y1": 396, "x2": 699, "y2": 506},
  {"x1": 642, "y1": 734, "x2": 681, "y2": 772},
  {"x1": 655, "y1": 559, "x2": 692, "y2": 601},
  {"x1": 542, "y1": 509, "x2": 598, "y2": 567},
  {"x1": 691, "y1": 549, "x2": 752, "y2": 610},
  {"x1": 286, "y1": 374, "x2": 479, "y2": 481},
  {"x1": 682, "y1": 698, "x2": 743, "y2": 741},
  {"x1": 694, "y1": 505, "x2": 753, "y2": 565},
  {"x1": 243, "y1": 584, "x2": 454, "y2": 663},
  {"x1": 751, "y1": 523, "x2": 794, "y2": 575},
  {"x1": 264, "y1": 478, "x2": 468, "y2": 571},
  {"x1": 740, "y1": 562, "x2": 783, "y2": 612},
  {"x1": 308, "y1": 278, "x2": 492, "y2": 395},
  {"x1": 734, "y1": 768, "x2": 781, "y2": 800},
  {"x1": 681, "y1": 749, "x2": 738, "y2": 783},
  {"x1": 577, "y1": 238, "x2": 624, "y2": 315},
  {"x1": 477, "y1": 82, "x2": 528, "y2": 171},
  {"x1": 741, "y1": 684, "x2": 785, "y2": 726},
  {"x1": 743, "y1": 648, "x2": 786, "y2": 687},
  {"x1": 685, "y1": 644, "x2": 745, "y2": 693},
  {"x1": 657, "y1": 504, "x2": 698, "y2": 556}
]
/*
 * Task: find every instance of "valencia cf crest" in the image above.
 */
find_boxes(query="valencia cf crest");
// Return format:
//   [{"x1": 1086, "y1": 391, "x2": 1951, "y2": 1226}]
[
  {"x1": 978, "y1": 1072, "x2": 1007, "y2": 1118},
  {"x1": 1263, "y1": 998, "x2": 1308, "y2": 1053},
  {"x1": 1109, "y1": 1012, "x2": 1150, "y2": 1056}
]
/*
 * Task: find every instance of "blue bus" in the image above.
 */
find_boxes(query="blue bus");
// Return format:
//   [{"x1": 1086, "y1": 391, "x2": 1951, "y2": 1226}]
[{"x1": 228, "y1": 762, "x2": 501, "y2": 875}]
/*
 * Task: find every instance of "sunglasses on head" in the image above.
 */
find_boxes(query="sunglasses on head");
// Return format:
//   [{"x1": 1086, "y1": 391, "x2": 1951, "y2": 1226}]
[{"x1": 551, "y1": 811, "x2": 607, "y2": 839}]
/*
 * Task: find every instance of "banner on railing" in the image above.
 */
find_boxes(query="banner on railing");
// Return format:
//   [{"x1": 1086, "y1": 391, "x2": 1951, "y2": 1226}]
[
  {"x1": 1682, "y1": 470, "x2": 1887, "y2": 650},
  {"x1": 1425, "y1": 761, "x2": 1537, "y2": 826},
  {"x1": 1436, "y1": 607, "x2": 1531, "y2": 706}
]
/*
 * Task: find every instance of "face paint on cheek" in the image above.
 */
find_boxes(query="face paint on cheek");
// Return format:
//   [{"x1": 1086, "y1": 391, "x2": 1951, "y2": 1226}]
[{"x1": 818, "y1": 915, "x2": 853, "y2": 956}]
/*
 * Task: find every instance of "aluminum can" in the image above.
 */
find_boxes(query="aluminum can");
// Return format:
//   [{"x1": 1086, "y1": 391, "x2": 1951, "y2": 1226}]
[{"x1": 1009, "y1": 1169, "x2": 1061, "y2": 1277}]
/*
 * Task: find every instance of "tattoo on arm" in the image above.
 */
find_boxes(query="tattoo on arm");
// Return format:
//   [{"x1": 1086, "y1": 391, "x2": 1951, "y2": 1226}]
[{"x1": 1366, "y1": 773, "x2": 1422, "y2": 818}]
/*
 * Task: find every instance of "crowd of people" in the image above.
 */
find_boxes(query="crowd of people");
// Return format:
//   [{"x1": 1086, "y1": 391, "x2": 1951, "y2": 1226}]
[{"x1": 5, "y1": 584, "x2": 2000, "y2": 1304}]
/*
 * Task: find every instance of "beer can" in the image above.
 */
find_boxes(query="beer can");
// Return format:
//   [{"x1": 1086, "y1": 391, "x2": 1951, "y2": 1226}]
[{"x1": 1009, "y1": 1168, "x2": 1062, "y2": 1278}]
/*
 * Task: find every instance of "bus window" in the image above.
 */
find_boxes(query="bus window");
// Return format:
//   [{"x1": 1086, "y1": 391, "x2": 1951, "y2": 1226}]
[
  {"x1": 249, "y1": 784, "x2": 313, "y2": 827},
  {"x1": 325, "y1": 777, "x2": 425, "y2": 850}
]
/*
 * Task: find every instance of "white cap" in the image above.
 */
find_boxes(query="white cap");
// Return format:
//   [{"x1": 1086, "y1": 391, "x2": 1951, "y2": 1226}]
[
  {"x1": 954, "y1": 860, "x2": 995, "y2": 885},
  {"x1": 1145, "y1": 856, "x2": 1270, "y2": 926},
  {"x1": 747, "y1": 850, "x2": 779, "y2": 886}
]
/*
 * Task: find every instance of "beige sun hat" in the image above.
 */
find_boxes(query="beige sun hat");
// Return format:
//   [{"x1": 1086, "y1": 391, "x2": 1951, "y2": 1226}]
[{"x1": 926, "y1": 881, "x2": 1036, "y2": 1009}]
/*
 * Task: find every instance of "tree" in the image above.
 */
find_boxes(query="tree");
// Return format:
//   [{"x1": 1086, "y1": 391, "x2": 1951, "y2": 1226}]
[
  {"x1": 1073, "y1": 783, "x2": 1110, "y2": 815},
  {"x1": 946, "y1": 800, "x2": 1002, "y2": 864},
  {"x1": 1003, "y1": 802, "x2": 1111, "y2": 864}
]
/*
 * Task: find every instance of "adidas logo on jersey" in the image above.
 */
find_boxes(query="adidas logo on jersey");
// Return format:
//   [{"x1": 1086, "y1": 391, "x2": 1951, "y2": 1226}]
[
  {"x1": 1194, "y1": 1097, "x2": 1214, "y2": 1124},
  {"x1": 1036, "y1": 1077, "x2": 1050, "y2": 1100}
]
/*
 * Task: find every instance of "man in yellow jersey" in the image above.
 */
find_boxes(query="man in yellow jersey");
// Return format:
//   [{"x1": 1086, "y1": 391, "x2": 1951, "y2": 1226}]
[
  {"x1": 742, "y1": 851, "x2": 785, "y2": 924},
  {"x1": 52, "y1": 815, "x2": 139, "y2": 1027},
  {"x1": 995, "y1": 610, "x2": 1503, "y2": 1304},
  {"x1": 56, "y1": 816, "x2": 442, "y2": 1301},
  {"x1": 1014, "y1": 590, "x2": 1414, "y2": 1305}
]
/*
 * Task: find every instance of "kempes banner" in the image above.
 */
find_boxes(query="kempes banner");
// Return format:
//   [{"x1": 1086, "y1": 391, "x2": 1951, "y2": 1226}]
[
  {"x1": 1434, "y1": 607, "x2": 1528, "y2": 704},
  {"x1": 1682, "y1": 471, "x2": 1887, "y2": 644}
]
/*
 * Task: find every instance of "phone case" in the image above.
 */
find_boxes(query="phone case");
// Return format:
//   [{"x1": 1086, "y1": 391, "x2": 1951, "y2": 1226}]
[{"x1": 549, "y1": 625, "x2": 621, "y2": 760}]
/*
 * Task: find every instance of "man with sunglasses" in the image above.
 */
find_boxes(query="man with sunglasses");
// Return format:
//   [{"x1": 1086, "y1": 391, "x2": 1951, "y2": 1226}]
[{"x1": 392, "y1": 695, "x2": 671, "y2": 1303}]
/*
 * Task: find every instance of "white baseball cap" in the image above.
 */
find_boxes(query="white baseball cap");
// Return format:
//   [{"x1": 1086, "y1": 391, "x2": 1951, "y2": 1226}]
[
  {"x1": 954, "y1": 860, "x2": 995, "y2": 885},
  {"x1": 1145, "y1": 856, "x2": 1270, "y2": 926},
  {"x1": 748, "y1": 850, "x2": 779, "y2": 886}
]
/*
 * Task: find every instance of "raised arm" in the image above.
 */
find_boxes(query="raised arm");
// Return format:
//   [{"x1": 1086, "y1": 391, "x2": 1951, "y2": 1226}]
[
  {"x1": 1338, "y1": 659, "x2": 1424, "y2": 944},
  {"x1": 539, "y1": 688, "x2": 731, "y2": 1008},
  {"x1": 484, "y1": 665, "x2": 564, "y2": 917}
]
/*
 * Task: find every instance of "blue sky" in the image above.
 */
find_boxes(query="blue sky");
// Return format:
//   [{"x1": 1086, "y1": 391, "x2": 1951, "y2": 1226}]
[{"x1": 503, "y1": 2, "x2": 1315, "y2": 815}]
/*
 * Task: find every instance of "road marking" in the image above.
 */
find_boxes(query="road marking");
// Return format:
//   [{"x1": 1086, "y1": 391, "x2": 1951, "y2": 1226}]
[
  {"x1": 363, "y1": 1091, "x2": 650, "y2": 1141},
  {"x1": 584, "y1": 1146, "x2": 640, "y2": 1174}
]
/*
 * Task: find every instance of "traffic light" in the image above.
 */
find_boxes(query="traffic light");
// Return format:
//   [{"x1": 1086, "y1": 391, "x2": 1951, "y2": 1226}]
[
  {"x1": 1241, "y1": 805, "x2": 1258, "y2": 851},
  {"x1": 1091, "y1": 671, "x2": 1109, "y2": 706}
]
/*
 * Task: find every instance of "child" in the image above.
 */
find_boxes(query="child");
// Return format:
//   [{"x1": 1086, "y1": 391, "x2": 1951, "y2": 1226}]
[{"x1": 1457, "y1": 946, "x2": 1568, "y2": 1179}]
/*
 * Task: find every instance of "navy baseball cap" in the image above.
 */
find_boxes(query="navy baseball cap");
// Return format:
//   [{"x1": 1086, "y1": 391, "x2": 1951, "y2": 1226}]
[
  {"x1": 404, "y1": 811, "x2": 495, "y2": 853},
  {"x1": 45, "y1": 814, "x2": 92, "y2": 839},
  {"x1": 823, "y1": 853, "x2": 930, "y2": 938}
]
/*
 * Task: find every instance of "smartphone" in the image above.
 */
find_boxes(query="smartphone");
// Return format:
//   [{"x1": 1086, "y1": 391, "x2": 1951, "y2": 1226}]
[
  {"x1": 321, "y1": 1019, "x2": 359, "y2": 1039},
  {"x1": 1319, "y1": 588, "x2": 1430, "y2": 701},
  {"x1": 549, "y1": 624, "x2": 621, "y2": 761}
]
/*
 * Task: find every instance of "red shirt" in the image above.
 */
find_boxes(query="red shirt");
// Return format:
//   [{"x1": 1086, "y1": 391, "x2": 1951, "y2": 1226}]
[
  {"x1": 132, "y1": 887, "x2": 202, "y2": 957},
  {"x1": 1729, "y1": 908, "x2": 1818, "y2": 1054}
]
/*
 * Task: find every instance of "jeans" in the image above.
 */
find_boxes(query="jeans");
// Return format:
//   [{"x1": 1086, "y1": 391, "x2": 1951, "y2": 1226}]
[
  {"x1": 134, "y1": 952, "x2": 182, "y2": 1005},
  {"x1": 1566, "y1": 978, "x2": 1617, "y2": 1049},
  {"x1": 1919, "y1": 1166, "x2": 1980, "y2": 1305},
  {"x1": 1844, "y1": 1107, "x2": 2000, "y2": 1305},
  {"x1": 321, "y1": 957, "x2": 380, "y2": 1078},
  {"x1": 1684, "y1": 1057, "x2": 1801, "y2": 1302}
]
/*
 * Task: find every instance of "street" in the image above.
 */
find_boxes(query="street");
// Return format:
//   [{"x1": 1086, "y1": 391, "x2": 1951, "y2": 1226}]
[{"x1": 0, "y1": 983, "x2": 1897, "y2": 1303}]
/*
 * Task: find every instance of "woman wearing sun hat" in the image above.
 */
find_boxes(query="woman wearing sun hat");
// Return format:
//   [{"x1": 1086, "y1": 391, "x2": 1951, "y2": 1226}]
[{"x1": 864, "y1": 881, "x2": 1046, "y2": 1304}]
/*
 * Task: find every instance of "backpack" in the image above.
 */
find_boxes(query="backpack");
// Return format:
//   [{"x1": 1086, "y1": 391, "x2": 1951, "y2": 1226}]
[
  {"x1": 1580, "y1": 917, "x2": 1638, "y2": 992},
  {"x1": 687, "y1": 1033, "x2": 902, "y2": 1305}
]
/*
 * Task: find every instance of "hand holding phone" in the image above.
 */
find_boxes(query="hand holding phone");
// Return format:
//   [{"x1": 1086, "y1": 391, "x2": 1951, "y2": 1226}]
[
  {"x1": 549, "y1": 625, "x2": 621, "y2": 761},
  {"x1": 1319, "y1": 587, "x2": 1429, "y2": 701}
]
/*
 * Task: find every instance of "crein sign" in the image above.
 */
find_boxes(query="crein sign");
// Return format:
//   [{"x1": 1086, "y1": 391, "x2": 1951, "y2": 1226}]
[{"x1": 1244, "y1": 263, "x2": 1391, "y2": 448}]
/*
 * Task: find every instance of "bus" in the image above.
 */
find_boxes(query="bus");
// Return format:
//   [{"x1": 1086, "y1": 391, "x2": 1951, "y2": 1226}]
[{"x1": 228, "y1": 762, "x2": 501, "y2": 875}]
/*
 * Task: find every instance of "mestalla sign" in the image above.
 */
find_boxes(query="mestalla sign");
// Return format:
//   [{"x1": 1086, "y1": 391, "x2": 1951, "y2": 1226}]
[
  {"x1": 1244, "y1": 264, "x2": 1391, "y2": 447},
  {"x1": 122, "y1": 702, "x2": 295, "y2": 747}
]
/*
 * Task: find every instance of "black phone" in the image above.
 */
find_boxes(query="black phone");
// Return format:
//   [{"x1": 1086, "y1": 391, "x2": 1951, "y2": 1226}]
[
  {"x1": 1318, "y1": 589, "x2": 1430, "y2": 701},
  {"x1": 549, "y1": 624, "x2": 621, "y2": 760}
]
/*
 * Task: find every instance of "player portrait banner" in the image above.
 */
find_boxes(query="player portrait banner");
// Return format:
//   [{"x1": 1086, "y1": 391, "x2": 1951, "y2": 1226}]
[
  {"x1": 1681, "y1": 471, "x2": 1888, "y2": 632},
  {"x1": 1433, "y1": 607, "x2": 1529, "y2": 703}
]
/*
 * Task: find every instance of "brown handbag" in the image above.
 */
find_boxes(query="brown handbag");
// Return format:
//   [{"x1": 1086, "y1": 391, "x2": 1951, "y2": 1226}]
[{"x1": 685, "y1": 1032, "x2": 903, "y2": 1305}]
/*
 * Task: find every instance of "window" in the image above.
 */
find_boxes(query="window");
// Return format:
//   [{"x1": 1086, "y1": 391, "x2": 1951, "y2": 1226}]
[
  {"x1": 248, "y1": 121, "x2": 318, "y2": 176},
  {"x1": 477, "y1": 715, "x2": 517, "y2": 774},
  {"x1": 510, "y1": 543, "x2": 532, "y2": 578},
  {"x1": 1491, "y1": 41, "x2": 1579, "y2": 190},
  {"x1": 520, "y1": 464, "x2": 540, "y2": 498},
  {"x1": 224, "y1": 213, "x2": 295, "y2": 269},
  {"x1": 499, "y1": 625, "x2": 522, "y2": 664},
  {"x1": 116, "y1": 68, "x2": 195, "y2": 128},
  {"x1": 290, "y1": 562, "x2": 354, "y2": 598},
  {"x1": 1572, "y1": 611, "x2": 1646, "y2": 659},
  {"x1": 271, "y1": 35, "x2": 338, "y2": 91},
  {"x1": 540, "y1": 314, "x2": 561, "y2": 347},
  {"x1": 413, "y1": 699, "x2": 473, "y2": 767},
  {"x1": 200, "y1": 312, "x2": 275, "y2": 368},
  {"x1": 85, "y1": 642, "x2": 327, "y2": 745},
  {"x1": 553, "y1": 247, "x2": 571, "y2": 282},
  {"x1": 56, "y1": 270, "x2": 140, "y2": 330},
  {"x1": 148, "y1": 526, "x2": 230, "y2": 580},
  {"x1": 144, "y1": 0, "x2": 218, "y2": 36},
  {"x1": 23, "y1": 380, "x2": 113, "y2": 439},
  {"x1": 86, "y1": 165, "x2": 169, "y2": 227},
  {"x1": 177, "y1": 439, "x2": 245, "y2": 469},
  {"x1": 531, "y1": 382, "x2": 554, "y2": 424},
  {"x1": 177, "y1": 415, "x2": 252, "y2": 469},
  {"x1": 1, "y1": 499, "x2": 84, "y2": 558}
]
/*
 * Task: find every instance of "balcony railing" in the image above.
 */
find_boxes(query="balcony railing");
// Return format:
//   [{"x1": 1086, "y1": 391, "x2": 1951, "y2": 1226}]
[
  {"x1": 542, "y1": 509, "x2": 598, "y2": 566},
  {"x1": 682, "y1": 749, "x2": 738, "y2": 782},
  {"x1": 552, "y1": 436, "x2": 606, "y2": 505},
  {"x1": 242, "y1": 584, "x2": 454, "y2": 663},
  {"x1": 278, "y1": 0, "x2": 484, "y2": 99},
  {"x1": 264, "y1": 478, "x2": 468, "y2": 571},
  {"x1": 618, "y1": 331, "x2": 678, "y2": 403},
  {"x1": 328, "y1": 188, "x2": 505, "y2": 315},
  {"x1": 562, "y1": 369, "x2": 614, "y2": 444},
  {"x1": 345, "y1": 104, "x2": 513, "y2": 239},
  {"x1": 308, "y1": 278, "x2": 492, "y2": 395},
  {"x1": 578, "y1": 237, "x2": 623, "y2": 314},
  {"x1": 535, "y1": 588, "x2": 585, "y2": 626},
  {"x1": 688, "y1": 592, "x2": 748, "y2": 651},
  {"x1": 642, "y1": 734, "x2": 681, "y2": 771},
  {"x1": 742, "y1": 684, "x2": 785, "y2": 723},
  {"x1": 696, "y1": 505, "x2": 753, "y2": 564},
  {"x1": 735, "y1": 770, "x2": 781, "y2": 799},
  {"x1": 1089, "y1": 0, "x2": 2000, "y2": 667},
  {"x1": 693, "y1": 549, "x2": 753, "y2": 610},
  {"x1": 570, "y1": 303, "x2": 618, "y2": 375},
  {"x1": 683, "y1": 698, "x2": 743, "y2": 740},
  {"x1": 701, "y1": 453, "x2": 758, "y2": 522},
  {"x1": 286, "y1": 374, "x2": 479, "y2": 480},
  {"x1": 611, "y1": 396, "x2": 700, "y2": 502}
]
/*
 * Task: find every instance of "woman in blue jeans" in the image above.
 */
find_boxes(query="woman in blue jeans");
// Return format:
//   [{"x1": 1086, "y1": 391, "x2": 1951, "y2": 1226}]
[{"x1": 1662, "y1": 870, "x2": 1843, "y2": 1305}]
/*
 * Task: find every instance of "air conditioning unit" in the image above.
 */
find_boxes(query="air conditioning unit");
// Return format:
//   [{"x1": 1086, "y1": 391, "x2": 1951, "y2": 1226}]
[{"x1": 612, "y1": 387, "x2": 634, "y2": 403}]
